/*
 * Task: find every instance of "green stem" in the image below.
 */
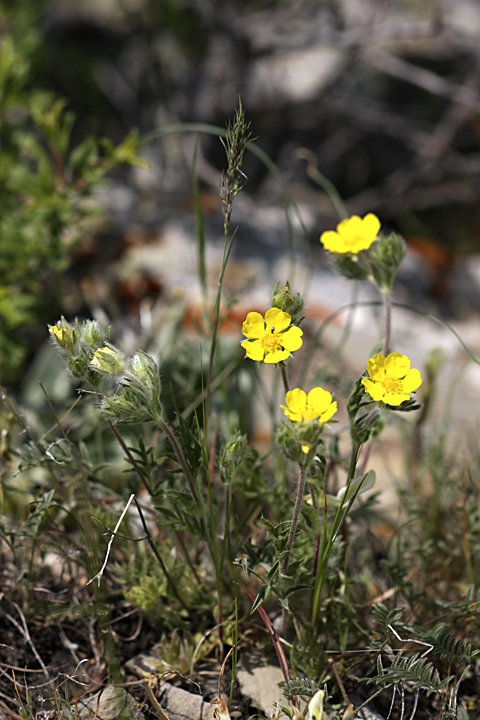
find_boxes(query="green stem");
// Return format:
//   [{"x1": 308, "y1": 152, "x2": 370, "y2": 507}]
[
  {"x1": 283, "y1": 465, "x2": 307, "y2": 574},
  {"x1": 311, "y1": 440, "x2": 362, "y2": 627},
  {"x1": 207, "y1": 432, "x2": 223, "y2": 650},
  {"x1": 203, "y1": 231, "x2": 236, "y2": 432},
  {"x1": 133, "y1": 497, "x2": 189, "y2": 612},
  {"x1": 383, "y1": 289, "x2": 392, "y2": 356},
  {"x1": 280, "y1": 365, "x2": 289, "y2": 396},
  {"x1": 155, "y1": 416, "x2": 199, "y2": 502}
]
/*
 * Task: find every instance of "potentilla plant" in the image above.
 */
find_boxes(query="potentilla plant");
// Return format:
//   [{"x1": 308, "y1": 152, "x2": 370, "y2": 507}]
[{"x1": 46, "y1": 105, "x2": 426, "y2": 705}]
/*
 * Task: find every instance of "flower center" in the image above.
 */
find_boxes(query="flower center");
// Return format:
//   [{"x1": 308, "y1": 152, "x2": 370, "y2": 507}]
[
  {"x1": 303, "y1": 405, "x2": 319, "y2": 421},
  {"x1": 345, "y1": 234, "x2": 362, "y2": 248},
  {"x1": 383, "y1": 378, "x2": 402, "y2": 394},
  {"x1": 262, "y1": 331, "x2": 282, "y2": 353}
]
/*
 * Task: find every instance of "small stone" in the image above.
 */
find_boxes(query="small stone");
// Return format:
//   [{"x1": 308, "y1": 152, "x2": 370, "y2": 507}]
[{"x1": 78, "y1": 686, "x2": 145, "y2": 720}]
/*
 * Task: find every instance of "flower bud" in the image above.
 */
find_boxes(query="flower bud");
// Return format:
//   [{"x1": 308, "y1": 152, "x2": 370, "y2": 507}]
[
  {"x1": 270, "y1": 282, "x2": 304, "y2": 324},
  {"x1": 368, "y1": 232, "x2": 406, "y2": 292},
  {"x1": 90, "y1": 345, "x2": 125, "y2": 376},
  {"x1": 123, "y1": 352, "x2": 162, "y2": 420},
  {"x1": 100, "y1": 390, "x2": 150, "y2": 424},
  {"x1": 276, "y1": 422, "x2": 322, "y2": 464},
  {"x1": 225, "y1": 431, "x2": 247, "y2": 463},
  {"x1": 49, "y1": 318, "x2": 79, "y2": 352},
  {"x1": 67, "y1": 353, "x2": 89, "y2": 379},
  {"x1": 333, "y1": 253, "x2": 371, "y2": 282},
  {"x1": 81, "y1": 320, "x2": 104, "y2": 348}
]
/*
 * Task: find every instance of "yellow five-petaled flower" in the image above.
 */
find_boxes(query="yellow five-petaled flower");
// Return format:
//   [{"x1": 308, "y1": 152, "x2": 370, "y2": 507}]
[
  {"x1": 241, "y1": 308, "x2": 303, "y2": 364},
  {"x1": 362, "y1": 352, "x2": 422, "y2": 406},
  {"x1": 281, "y1": 387, "x2": 337, "y2": 454},
  {"x1": 320, "y1": 213, "x2": 381, "y2": 254},
  {"x1": 281, "y1": 387, "x2": 337, "y2": 424}
]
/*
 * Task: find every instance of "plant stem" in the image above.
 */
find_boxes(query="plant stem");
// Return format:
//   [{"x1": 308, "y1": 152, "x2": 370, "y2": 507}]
[
  {"x1": 207, "y1": 431, "x2": 223, "y2": 653},
  {"x1": 383, "y1": 289, "x2": 392, "y2": 356},
  {"x1": 280, "y1": 365, "x2": 289, "y2": 395},
  {"x1": 311, "y1": 440, "x2": 361, "y2": 627},
  {"x1": 155, "y1": 416, "x2": 199, "y2": 502},
  {"x1": 283, "y1": 464, "x2": 307, "y2": 574},
  {"x1": 107, "y1": 420, "x2": 153, "y2": 495},
  {"x1": 133, "y1": 498, "x2": 189, "y2": 611}
]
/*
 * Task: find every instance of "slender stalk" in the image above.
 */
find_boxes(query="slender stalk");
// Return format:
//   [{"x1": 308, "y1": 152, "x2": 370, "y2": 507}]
[
  {"x1": 203, "y1": 231, "x2": 236, "y2": 431},
  {"x1": 383, "y1": 289, "x2": 392, "y2": 356},
  {"x1": 107, "y1": 420, "x2": 153, "y2": 495},
  {"x1": 228, "y1": 599, "x2": 239, "y2": 712},
  {"x1": 309, "y1": 482, "x2": 320, "y2": 579},
  {"x1": 283, "y1": 465, "x2": 307, "y2": 574},
  {"x1": 155, "y1": 416, "x2": 198, "y2": 502},
  {"x1": 311, "y1": 440, "x2": 362, "y2": 627},
  {"x1": 221, "y1": 484, "x2": 233, "y2": 568},
  {"x1": 206, "y1": 431, "x2": 223, "y2": 654},
  {"x1": 280, "y1": 365, "x2": 289, "y2": 396},
  {"x1": 133, "y1": 498, "x2": 189, "y2": 612},
  {"x1": 204, "y1": 104, "x2": 250, "y2": 433}
]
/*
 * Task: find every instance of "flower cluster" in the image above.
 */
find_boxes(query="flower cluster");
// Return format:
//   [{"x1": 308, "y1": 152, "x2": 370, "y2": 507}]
[{"x1": 241, "y1": 307, "x2": 303, "y2": 364}]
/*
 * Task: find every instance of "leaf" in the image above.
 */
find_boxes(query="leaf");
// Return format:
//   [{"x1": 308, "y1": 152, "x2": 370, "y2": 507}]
[{"x1": 251, "y1": 583, "x2": 270, "y2": 613}]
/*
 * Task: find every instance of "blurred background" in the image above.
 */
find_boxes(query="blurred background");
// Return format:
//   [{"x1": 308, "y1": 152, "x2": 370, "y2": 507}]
[{"x1": 3, "y1": 0, "x2": 480, "y2": 437}]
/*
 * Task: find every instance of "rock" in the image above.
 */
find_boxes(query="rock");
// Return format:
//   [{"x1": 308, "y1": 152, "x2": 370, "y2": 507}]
[
  {"x1": 235, "y1": 651, "x2": 286, "y2": 719},
  {"x1": 78, "y1": 686, "x2": 145, "y2": 720},
  {"x1": 156, "y1": 684, "x2": 215, "y2": 720}
]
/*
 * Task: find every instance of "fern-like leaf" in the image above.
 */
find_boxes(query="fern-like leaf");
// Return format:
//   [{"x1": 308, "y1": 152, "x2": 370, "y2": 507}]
[
  {"x1": 417, "y1": 624, "x2": 480, "y2": 664},
  {"x1": 365, "y1": 653, "x2": 452, "y2": 696},
  {"x1": 282, "y1": 677, "x2": 321, "y2": 699}
]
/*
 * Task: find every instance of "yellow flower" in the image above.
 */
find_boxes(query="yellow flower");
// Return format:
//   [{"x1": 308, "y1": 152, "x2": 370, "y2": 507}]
[
  {"x1": 320, "y1": 213, "x2": 381, "y2": 254},
  {"x1": 362, "y1": 352, "x2": 422, "y2": 406},
  {"x1": 49, "y1": 325, "x2": 62, "y2": 341},
  {"x1": 49, "y1": 323, "x2": 76, "y2": 349},
  {"x1": 281, "y1": 387, "x2": 337, "y2": 424},
  {"x1": 241, "y1": 307, "x2": 303, "y2": 364},
  {"x1": 90, "y1": 346, "x2": 125, "y2": 375}
]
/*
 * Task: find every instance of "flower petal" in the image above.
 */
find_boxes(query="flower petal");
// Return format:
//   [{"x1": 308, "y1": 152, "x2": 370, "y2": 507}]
[
  {"x1": 242, "y1": 312, "x2": 265, "y2": 339},
  {"x1": 285, "y1": 388, "x2": 307, "y2": 417},
  {"x1": 401, "y1": 368, "x2": 422, "y2": 393},
  {"x1": 320, "y1": 230, "x2": 344, "y2": 253},
  {"x1": 320, "y1": 400, "x2": 337, "y2": 423},
  {"x1": 383, "y1": 391, "x2": 410, "y2": 406},
  {"x1": 366, "y1": 354, "x2": 385, "y2": 381},
  {"x1": 241, "y1": 340, "x2": 265, "y2": 362},
  {"x1": 264, "y1": 348, "x2": 290, "y2": 364},
  {"x1": 265, "y1": 307, "x2": 291, "y2": 333},
  {"x1": 362, "y1": 378, "x2": 385, "y2": 401},
  {"x1": 385, "y1": 352, "x2": 410, "y2": 379},
  {"x1": 280, "y1": 403, "x2": 301, "y2": 422},
  {"x1": 307, "y1": 387, "x2": 333, "y2": 415},
  {"x1": 280, "y1": 325, "x2": 303, "y2": 352},
  {"x1": 362, "y1": 213, "x2": 381, "y2": 238},
  {"x1": 339, "y1": 215, "x2": 363, "y2": 242}
]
